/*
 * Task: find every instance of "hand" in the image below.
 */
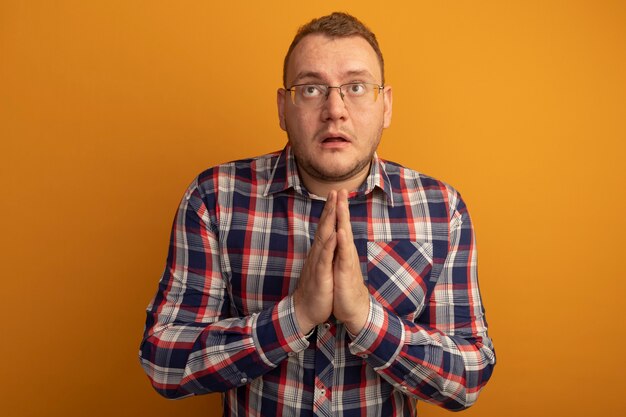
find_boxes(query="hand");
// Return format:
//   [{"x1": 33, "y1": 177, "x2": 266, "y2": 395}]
[
  {"x1": 293, "y1": 191, "x2": 337, "y2": 334},
  {"x1": 332, "y1": 189, "x2": 370, "y2": 335}
]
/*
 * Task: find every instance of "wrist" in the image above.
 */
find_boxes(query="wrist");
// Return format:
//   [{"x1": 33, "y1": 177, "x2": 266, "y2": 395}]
[
  {"x1": 343, "y1": 302, "x2": 369, "y2": 336},
  {"x1": 293, "y1": 293, "x2": 317, "y2": 335}
]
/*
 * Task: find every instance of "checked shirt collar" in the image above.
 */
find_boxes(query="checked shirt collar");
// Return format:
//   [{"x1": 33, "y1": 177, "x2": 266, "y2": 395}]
[{"x1": 263, "y1": 145, "x2": 395, "y2": 206}]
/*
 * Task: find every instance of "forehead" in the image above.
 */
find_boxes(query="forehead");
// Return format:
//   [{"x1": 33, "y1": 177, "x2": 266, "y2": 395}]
[{"x1": 286, "y1": 34, "x2": 381, "y2": 85}]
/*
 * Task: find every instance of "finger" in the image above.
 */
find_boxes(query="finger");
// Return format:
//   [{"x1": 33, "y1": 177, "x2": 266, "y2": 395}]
[
  {"x1": 314, "y1": 190, "x2": 337, "y2": 248},
  {"x1": 318, "y1": 191, "x2": 338, "y2": 266},
  {"x1": 336, "y1": 189, "x2": 354, "y2": 242},
  {"x1": 318, "y1": 229, "x2": 337, "y2": 268},
  {"x1": 335, "y1": 229, "x2": 354, "y2": 272}
]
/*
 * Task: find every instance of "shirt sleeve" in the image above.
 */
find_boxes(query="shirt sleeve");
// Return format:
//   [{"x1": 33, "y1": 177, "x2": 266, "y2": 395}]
[
  {"x1": 138, "y1": 180, "x2": 309, "y2": 398},
  {"x1": 348, "y1": 189, "x2": 496, "y2": 410}
]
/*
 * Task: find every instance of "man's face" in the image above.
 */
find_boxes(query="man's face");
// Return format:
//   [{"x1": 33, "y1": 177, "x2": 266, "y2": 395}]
[{"x1": 278, "y1": 34, "x2": 392, "y2": 190}]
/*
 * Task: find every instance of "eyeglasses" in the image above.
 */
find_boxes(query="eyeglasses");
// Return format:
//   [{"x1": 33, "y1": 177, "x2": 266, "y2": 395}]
[{"x1": 285, "y1": 82, "x2": 384, "y2": 109}]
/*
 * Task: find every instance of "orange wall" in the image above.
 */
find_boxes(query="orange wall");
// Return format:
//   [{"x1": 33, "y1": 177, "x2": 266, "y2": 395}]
[{"x1": 1, "y1": 1, "x2": 625, "y2": 416}]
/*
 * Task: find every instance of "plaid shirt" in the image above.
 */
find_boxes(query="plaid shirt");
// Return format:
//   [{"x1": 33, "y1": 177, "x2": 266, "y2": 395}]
[{"x1": 140, "y1": 146, "x2": 495, "y2": 416}]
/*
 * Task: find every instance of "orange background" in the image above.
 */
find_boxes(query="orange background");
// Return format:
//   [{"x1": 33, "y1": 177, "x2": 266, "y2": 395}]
[{"x1": 1, "y1": 1, "x2": 625, "y2": 416}]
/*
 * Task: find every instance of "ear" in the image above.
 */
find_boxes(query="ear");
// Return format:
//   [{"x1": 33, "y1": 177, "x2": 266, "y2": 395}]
[
  {"x1": 382, "y1": 86, "x2": 393, "y2": 129},
  {"x1": 277, "y1": 88, "x2": 287, "y2": 131}
]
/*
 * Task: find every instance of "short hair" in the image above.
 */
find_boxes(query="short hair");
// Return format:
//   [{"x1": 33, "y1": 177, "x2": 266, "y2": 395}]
[{"x1": 283, "y1": 12, "x2": 385, "y2": 87}]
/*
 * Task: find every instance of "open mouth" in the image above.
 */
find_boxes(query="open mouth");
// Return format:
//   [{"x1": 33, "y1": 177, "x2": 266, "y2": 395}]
[{"x1": 322, "y1": 136, "x2": 349, "y2": 143}]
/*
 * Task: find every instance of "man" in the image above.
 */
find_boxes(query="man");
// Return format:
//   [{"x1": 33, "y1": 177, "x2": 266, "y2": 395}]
[{"x1": 140, "y1": 12, "x2": 495, "y2": 416}]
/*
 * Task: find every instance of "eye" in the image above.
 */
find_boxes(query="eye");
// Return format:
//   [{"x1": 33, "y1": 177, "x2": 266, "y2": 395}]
[
  {"x1": 345, "y1": 83, "x2": 367, "y2": 96},
  {"x1": 300, "y1": 85, "x2": 324, "y2": 98}
]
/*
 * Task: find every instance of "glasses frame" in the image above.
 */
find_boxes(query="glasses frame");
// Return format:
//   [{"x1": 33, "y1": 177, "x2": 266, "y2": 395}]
[{"x1": 285, "y1": 82, "x2": 384, "y2": 108}]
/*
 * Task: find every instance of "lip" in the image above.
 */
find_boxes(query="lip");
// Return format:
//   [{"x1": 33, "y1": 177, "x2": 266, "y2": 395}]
[{"x1": 319, "y1": 131, "x2": 352, "y2": 148}]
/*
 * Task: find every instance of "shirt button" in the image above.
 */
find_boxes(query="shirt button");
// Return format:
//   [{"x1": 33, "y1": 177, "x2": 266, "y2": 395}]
[
  {"x1": 323, "y1": 323, "x2": 331, "y2": 329},
  {"x1": 359, "y1": 353, "x2": 369, "y2": 358},
  {"x1": 320, "y1": 389, "x2": 326, "y2": 395},
  {"x1": 287, "y1": 352, "x2": 295, "y2": 357},
  {"x1": 240, "y1": 377, "x2": 248, "y2": 384},
  {"x1": 401, "y1": 386, "x2": 408, "y2": 391}
]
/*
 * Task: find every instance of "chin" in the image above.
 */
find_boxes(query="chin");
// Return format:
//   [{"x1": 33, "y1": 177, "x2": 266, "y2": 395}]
[{"x1": 313, "y1": 163, "x2": 366, "y2": 182}]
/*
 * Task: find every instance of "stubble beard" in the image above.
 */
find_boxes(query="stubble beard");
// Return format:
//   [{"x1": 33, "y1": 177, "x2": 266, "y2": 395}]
[
  {"x1": 302, "y1": 153, "x2": 372, "y2": 183},
  {"x1": 286, "y1": 124, "x2": 383, "y2": 184}
]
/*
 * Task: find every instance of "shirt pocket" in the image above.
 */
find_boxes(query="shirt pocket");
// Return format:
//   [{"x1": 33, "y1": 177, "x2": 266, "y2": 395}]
[{"x1": 366, "y1": 240, "x2": 433, "y2": 321}]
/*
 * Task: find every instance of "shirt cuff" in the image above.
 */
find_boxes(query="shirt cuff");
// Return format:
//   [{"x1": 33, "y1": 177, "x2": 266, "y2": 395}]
[
  {"x1": 348, "y1": 295, "x2": 405, "y2": 371},
  {"x1": 252, "y1": 295, "x2": 310, "y2": 367}
]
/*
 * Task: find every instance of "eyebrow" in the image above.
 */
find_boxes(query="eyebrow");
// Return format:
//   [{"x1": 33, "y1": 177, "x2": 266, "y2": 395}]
[{"x1": 291, "y1": 69, "x2": 376, "y2": 85}]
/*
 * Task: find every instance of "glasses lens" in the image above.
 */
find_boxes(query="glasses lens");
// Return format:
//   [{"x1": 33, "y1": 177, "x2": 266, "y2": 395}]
[
  {"x1": 342, "y1": 83, "x2": 381, "y2": 104},
  {"x1": 291, "y1": 85, "x2": 326, "y2": 107}
]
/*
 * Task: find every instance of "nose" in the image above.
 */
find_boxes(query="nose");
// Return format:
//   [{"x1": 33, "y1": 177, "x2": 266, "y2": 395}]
[{"x1": 321, "y1": 87, "x2": 348, "y2": 121}]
